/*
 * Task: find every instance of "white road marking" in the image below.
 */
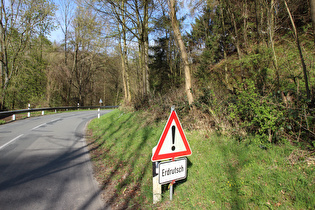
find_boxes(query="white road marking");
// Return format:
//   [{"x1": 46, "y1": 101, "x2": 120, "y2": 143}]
[
  {"x1": 31, "y1": 118, "x2": 62, "y2": 131},
  {"x1": 50, "y1": 118, "x2": 61, "y2": 123},
  {"x1": 0, "y1": 134, "x2": 24, "y2": 150},
  {"x1": 32, "y1": 123, "x2": 47, "y2": 130}
]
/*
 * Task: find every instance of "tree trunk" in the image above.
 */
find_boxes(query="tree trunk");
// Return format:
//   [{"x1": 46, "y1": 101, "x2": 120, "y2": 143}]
[
  {"x1": 137, "y1": 0, "x2": 150, "y2": 97},
  {"x1": 169, "y1": 0, "x2": 194, "y2": 105},
  {"x1": 0, "y1": 3, "x2": 4, "y2": 109},
  {"x1": 227, "y1": 4, "x2": 242, "y2": 60},
  {"x1": 144, "y1": 0, "x2": 150, "y2": 94},
  {"x1": 219, "y1": 1, "x2": 228, "y2": 84},
  {"x1": 120, "y1": 0, "x2": 131, "y2": 102},
  {"x1": 0, "y1": 1, "x2": 9, "y2": 109},
  {"x1": 254, "y1": 0, "x2": 261, "y2": 42},
  {"x1": 243, "y1": 0, "x2": 248, "y2": 53},
  {"x1": 134, "y1": 0, "x2": 146, "y2": 97},
  {"x1": 226, "y1": 1, "x2": 243, "y2": 79},
  {"x1": 309, "y1": 0, "x2": 315, "y2": 43},
  {"x1": 284, "y1": 0, "x2": 311, "y2": 100},
  {"x1": 269, "y1": 0, "x2": 279, "y2": 89},
  {"x1": 65, "y1": 16, "x2": 71, "y2": 105},
  {"x1": 124, "y1": 34, "x2": 131, "y2": 102},
  {"x1": 137, "y1": 40, "x2": 143, "y2": 95},
  {"x1": 141, "y1": 40, "x2": 146, "y2": 96},
  {"x1": 119, "y1": 39, "x2": 128, "y2": 101}
]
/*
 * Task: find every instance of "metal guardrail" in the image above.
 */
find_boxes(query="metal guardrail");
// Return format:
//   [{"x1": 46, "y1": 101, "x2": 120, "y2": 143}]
[{"x1": 0, "y1": 106, "x2": 119, "y2": 120}]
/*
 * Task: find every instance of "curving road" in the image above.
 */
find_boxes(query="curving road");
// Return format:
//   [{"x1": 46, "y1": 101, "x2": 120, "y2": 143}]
[{"x1": 0, "y1": 110, "x2": 112, "y2": 210}]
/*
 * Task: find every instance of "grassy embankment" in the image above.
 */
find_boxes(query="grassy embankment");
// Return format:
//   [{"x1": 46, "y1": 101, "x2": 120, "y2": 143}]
[{"x1": 87, "y1": 109, "x2": 315, "y2": 209}]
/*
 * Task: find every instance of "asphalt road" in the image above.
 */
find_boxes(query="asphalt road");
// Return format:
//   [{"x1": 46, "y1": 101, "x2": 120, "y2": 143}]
[{"x1": 0, "y1": 110, "x2": 112, "y2": 210}]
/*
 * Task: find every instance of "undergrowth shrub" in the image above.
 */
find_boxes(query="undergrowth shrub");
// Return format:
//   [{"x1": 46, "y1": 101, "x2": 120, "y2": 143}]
[
  {"x1": 228, "y1": 81, "x2": 284, "y2": 143},
  {"x1": 284, "y1": 102, "x2": 315, "y2": 149},
  {"x1": 129, "y1": 80, "x2": 315, "y2": 149},
  {"x1": 131, "y1": 87, "x2": 191, "y2": 124},
  {"x1": 194, "y1": 86, "x2": 232, "y2": 132}
]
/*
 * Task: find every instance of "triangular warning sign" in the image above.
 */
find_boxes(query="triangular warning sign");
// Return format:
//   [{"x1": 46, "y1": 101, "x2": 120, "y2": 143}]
[{"x1": 151, "y1": 110, "x2": 192, "y2": 162}]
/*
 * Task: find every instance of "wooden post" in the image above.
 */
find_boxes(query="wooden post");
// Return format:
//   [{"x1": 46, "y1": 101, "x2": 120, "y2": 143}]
[{"x1": 152, "y1": 146, "x2": 161, "y2": 204}]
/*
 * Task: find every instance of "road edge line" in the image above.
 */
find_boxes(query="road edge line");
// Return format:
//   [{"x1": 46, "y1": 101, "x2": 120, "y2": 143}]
[{"x1": 0, "y1": 134, "x2": 24, "y2": 150}]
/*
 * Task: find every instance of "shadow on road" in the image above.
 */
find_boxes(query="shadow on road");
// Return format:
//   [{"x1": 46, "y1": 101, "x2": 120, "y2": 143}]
[{"x1": 0, "y1": 124, "x2": 108, "y2": 210}]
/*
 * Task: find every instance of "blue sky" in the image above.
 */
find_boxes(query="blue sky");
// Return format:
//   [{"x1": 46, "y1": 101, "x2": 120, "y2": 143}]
[
  {"x1": 48, "y1": 0, "x2": 73, "y2": 43},
  {"x1": 48, "y1": 28, "x2": 64, "y2": 43},
  {"x1": 48, "y1": 1, "x2": 198, "y2": 44}
]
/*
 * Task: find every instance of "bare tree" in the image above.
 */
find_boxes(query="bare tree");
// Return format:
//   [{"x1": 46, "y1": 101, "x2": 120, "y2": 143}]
[
  {"x1": 269, "y1": 0, "x2": 279, "y2": 89},
  {"x1": 90, "y1": 0, "x2": 152, "y2": 99},
  {"x1": 71, "y1": 0, "x2": 105, "y2": 105},
  {"x1": 0, "y1": 0, "x2": 55, "y2": 109},
  {"x1": 284, "y1": 0, "x2": 310, "y2": 100},
  {"x1": 57, "y1": 0, "x2": 74, "y2": 65},
  {"x1": 56, "y1": 0, "x2": 74, "y2": 104},
  {"x1": 118, "y1": 0, "x2": 131, "y2": 102},
  {"x1": 169, "y1": 0, "x2": 194, "y2": 105},
  {"x1": 310, "y1": 0, "x2": 315, "y2": 43}
]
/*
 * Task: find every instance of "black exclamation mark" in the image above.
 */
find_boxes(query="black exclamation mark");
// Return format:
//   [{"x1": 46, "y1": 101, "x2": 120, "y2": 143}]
[{"x1": 171, "y1": 125, "x2": 176, "y2": 151}]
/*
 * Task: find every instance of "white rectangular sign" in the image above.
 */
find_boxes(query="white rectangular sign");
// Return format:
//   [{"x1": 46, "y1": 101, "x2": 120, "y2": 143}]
[{"x1": 159, "y1": 158, "x2": 187, "y2": 184}]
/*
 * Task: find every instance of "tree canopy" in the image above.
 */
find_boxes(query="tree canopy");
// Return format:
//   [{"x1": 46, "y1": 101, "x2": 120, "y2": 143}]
[{"x1": 0, "y1": 0, "x2": 314, "y2": 146}]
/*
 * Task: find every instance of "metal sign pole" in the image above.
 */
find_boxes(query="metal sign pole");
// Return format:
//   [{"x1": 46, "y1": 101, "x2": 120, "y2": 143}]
[
  {"x1": 169, "y1": 179, "x2": 175, "y2": 201},
  {"x1": 170, "y1": 157, "x2": 175, "y2": 200},
  {"x1": 170, "y1": 184, "x2": 173, "y2": 200},
  {"x1": 170, "y1": 106, "x2": 175, "y2": 201}
]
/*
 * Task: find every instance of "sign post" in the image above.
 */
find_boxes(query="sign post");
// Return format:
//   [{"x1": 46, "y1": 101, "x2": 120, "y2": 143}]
[
  {"x1": 151, "y1": 106, "x2": 192, "y2": 202},
  {"x1": 98, "y1": 99, "x2": 103, "y2": 119}
]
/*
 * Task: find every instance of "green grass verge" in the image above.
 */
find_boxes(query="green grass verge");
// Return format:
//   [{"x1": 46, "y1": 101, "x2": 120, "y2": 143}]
[{"x1": 87, "y1": 109, "x2": 315, "y2": 209}]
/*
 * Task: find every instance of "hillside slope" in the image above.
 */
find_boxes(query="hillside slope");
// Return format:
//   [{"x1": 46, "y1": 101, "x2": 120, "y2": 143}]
[{"x1": 87, "y1": 109, "x2": 315, "y2": 209}]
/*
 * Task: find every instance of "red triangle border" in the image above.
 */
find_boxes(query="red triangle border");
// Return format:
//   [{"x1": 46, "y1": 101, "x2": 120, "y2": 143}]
[{"x1": 151, "y1": 110, "x2": 192, "y2": 161}]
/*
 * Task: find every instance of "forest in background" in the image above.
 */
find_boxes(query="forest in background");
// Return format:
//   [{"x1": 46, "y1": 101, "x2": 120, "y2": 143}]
[{"x1": 1, "y1": 0, "x2": 315, "y2": 147}]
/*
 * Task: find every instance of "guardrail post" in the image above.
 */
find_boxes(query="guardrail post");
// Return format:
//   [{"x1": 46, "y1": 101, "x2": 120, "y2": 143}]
[{"x1": 27, "y1": 104, "x2": 31, "y2": 117}]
